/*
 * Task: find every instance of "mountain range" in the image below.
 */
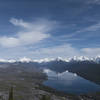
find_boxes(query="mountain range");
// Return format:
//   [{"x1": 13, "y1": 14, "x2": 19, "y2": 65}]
[
  {"x1": 0, "y1": 56, "x2": 100, "y2": 63},
  {"x1": 0, "y1": 56, "x2": 100, "y2": 85}
]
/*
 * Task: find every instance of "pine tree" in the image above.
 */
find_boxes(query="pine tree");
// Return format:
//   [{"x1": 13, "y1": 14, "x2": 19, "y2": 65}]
[
  {"x1": 41, "y1": 95, "x2": 51, "y2": 100},
  {"x1": 8, "y1": 87, "x2": 14, "y2": 100}
]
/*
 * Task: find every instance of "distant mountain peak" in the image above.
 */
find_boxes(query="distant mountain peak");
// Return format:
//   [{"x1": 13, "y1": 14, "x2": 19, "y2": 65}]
[
  {"x1": 0, "y1": 56, "x2": 100, "y2": 63},
  {"x1": 19, "y1": 57, "x2": 32, "y2": 63}
]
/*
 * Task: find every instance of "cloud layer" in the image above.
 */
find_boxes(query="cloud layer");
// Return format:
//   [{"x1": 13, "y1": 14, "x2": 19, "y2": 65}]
[
  {"x1": 0, "y1": 18, "x2": 99, "y2": 59},
  {"x1": 0, "y1": 18, "x2": 53, "y2": 47},
  {"x1": 87, "y1": 0, "x2": 100, "y2": 4},
  {"x1": 26, "y1": 44, "x2": 100, "y2": 59}
]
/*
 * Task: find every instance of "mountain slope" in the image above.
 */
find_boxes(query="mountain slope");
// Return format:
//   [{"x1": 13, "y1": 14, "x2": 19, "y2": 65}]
[{"x1": 0, "y1": 56, "x2": 100, "y2": 85}]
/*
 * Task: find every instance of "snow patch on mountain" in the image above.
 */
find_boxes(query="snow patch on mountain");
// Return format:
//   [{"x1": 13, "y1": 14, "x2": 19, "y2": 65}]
[
  {"x1": 0, "y1": 56, "x2": 100, "y2": 63},
  {"x1": 19, "y1": 57, "x2": 32, "y2": 63},
  {"x1": 33, "y1": 58, "x2": 55, "y2": 63}
]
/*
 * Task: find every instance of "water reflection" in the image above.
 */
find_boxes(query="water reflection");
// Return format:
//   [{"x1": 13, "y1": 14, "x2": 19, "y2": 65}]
[{"x1": 43, "y1": 69, "x2": 100, "y2": 94}]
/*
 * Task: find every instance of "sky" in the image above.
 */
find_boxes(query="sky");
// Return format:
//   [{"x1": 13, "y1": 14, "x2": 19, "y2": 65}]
[{"x1": 0, "y1": 0, "x2": 100, "y2": 59}]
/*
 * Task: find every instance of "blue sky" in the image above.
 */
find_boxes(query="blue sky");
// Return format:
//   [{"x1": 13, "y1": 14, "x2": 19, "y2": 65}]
[{"x1": 0, "y1": 0, "x2": 100, "y2": 59}]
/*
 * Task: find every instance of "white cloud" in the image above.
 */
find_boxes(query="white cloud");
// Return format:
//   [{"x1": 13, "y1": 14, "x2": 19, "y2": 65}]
[
  {"x1": 0, "y1": 18, "x2": 54, "y2": 47},
  {"x1": 10, "y1": 18, "x2": 31, "y2": 28},
  {"x1": 57, "y1": 22, "x2": 100, "y2": 41},
  {"x1": 87, "y1": 0, "x2": 100, "y2": 4},
  {"x1": 81, "y1": 22, "x2": 100, "y2": 32},
  {"x1": 29, "y1": 44, "x2": 100, "y2": 58},
  {"x1": 81, "y1": 48, "x2": 100, "y2": 57},
  {"x1": 64, "y1": 22, "x2": 100, "y2": 40},
  {"x1": 31, "y1": 44, "x2": 81, "y2": 58},
  {"x1": 0, "y1": 37, "x2": 19, "y2": 47},
  {"x1": 0, "y1": 18, "x2": 100, "y2": 58},
  {"x1": 0, "y1": 43, "x2": 100, "y2": 59}
]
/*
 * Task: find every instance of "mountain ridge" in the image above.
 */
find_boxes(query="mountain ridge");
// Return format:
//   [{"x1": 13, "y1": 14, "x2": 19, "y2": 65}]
[{"x1": 0, "y1": 56, "x2": 100, "y2": 63}]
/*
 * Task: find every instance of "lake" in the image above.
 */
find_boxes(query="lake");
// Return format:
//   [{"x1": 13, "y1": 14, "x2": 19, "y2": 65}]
[{"x1": 43, "y1": 69, "x2": 100, "y2": 94}]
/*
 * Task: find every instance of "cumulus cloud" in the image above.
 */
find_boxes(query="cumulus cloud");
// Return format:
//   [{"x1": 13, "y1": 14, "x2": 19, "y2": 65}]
[{"x1": 0, "y1": 18, "x2": 55, "y2": 47}]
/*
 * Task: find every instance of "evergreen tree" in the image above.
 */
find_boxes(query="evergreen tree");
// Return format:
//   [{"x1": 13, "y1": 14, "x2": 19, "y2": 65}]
[
  {"x1": 8, "y1": 87, "x2": 14, "y2": 100},
  {"x1": 41, "y1": 95, "x2": 51, "y2": 100}
]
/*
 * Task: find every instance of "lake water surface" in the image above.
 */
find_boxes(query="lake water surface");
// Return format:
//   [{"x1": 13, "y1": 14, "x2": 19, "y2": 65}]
[{"x1": 43, "y1": 69, "x2": 100, "y2": 94}]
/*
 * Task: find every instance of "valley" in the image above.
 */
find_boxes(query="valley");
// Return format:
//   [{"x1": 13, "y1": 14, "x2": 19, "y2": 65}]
[{"x1": 0, "y1": 57, "x2": 100, "y2": 100}]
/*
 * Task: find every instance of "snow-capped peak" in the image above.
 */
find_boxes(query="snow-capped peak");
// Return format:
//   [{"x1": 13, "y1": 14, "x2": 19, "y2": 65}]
[
  {"x1": 0, "y1": 59, "x2": 16, "y2": 63},
  {"x1": 55, "y1": 57, "x2": 63, "y2": 61},
  {"x1": 72, "y1": 56, "x2": 90, "y2": 61},
  {"x1": 33, "y1": 58, "x2": 55, "y2": 63},
  {"x1": 8, "y1": 59, "x2": 16, "y2": 63},
  {"x1": 19, "y1": 57, "x2": 32, "y2": 63},
  {"x1": 0, "y1": 56, "x2": 100, "y2": 63},
  {"x1": 95, "y1": 55, "x2": 100, "y2": 63}
]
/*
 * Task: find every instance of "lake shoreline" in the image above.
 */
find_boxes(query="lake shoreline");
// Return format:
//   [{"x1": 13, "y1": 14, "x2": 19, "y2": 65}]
[{"x1": 40, "y1": 76, "x2": 100, "y2": 100}]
